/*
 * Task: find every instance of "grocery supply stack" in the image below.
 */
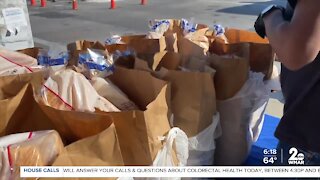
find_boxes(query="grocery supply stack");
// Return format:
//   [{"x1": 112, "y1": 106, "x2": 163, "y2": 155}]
[{"x1": 0, "y1": 18, "x2": 279, "y2": 179}]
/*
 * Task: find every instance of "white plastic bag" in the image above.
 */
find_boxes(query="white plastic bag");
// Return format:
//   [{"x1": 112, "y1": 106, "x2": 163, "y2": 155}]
[
  {"x1": 153, "y1": 127, "x2": 189, "y2": 167},
  {"x1": 214, "y1": 72, "x2": 270, "y2": 165},
  {"x1": 144, "y1": 127, "x2": 188, "y2": 180},
  {"x1": 187, "y1": 113, "x2": 221, "y2": 166},
  {"x1": 264, "y1": 64, "x2": 281, "y2": 91}
]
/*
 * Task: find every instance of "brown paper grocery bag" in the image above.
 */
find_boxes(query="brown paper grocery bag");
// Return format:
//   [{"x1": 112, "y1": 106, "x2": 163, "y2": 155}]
[
  {"x1": 114, "y1": 55, "x2": 137, "y2": 69},
  {"x1": 105, "y1": 44, "x2": 129, "y2": 54},
  {"x1": 156, "y1": 52, "x2": 183, "y2": 70},
  {"x1": 67, "y1": 40, "x2": 106, "y2": 66},
  {"x1": 165, "y1": 33, "x2": 179, "y2": 52},
  {"x1": 181, "y1": 23, "x2": 210, "y2": 55},
  {"x1": 164, "y1": 19, "x2": 183, "y2": 36},
  {"x1": 0, "y1": 72, "x2": 55, "y2": 136},
  {"x1": 207, "y1": 54, "x2": 249, "y2": 100},
  {"x1": 163, "y1": 19, "x2": 209, "y2": 37},
  {"x1": 210, "y1": 29, "x2": 275, "y2": 79},
  {"x1": 67, "y1": 40, "x2": 95, "y2": 53},
  {"x1": 39, "y1": 104, "x2": 114, "y2": 143},
  {"x1": 108, "y1": 67, "x2": 171, "y2": 165},
  {"x1": 38, "y1": 67, "x2": 172, "y2": 165},
  {"x1": 137, "y1": 51, "x2": 208, "y2": 73},
  {"x1": 53, "y1": 123, "x2": 123, "y2": 167},
  {"x1": 92, "y1": 41, "x2": 106, "y2": 50},
  {"x1": 137, "y1": 51, "x2": 187, "y2": 71},
  {"x1": 225, "y1": 29, "x2": 274, "y2": 77},
  {"x1": 178, "y1": 37, "x2": 208, "y2": 57},
  {"x1": 160, "y1": 70, "x2": 216, "y2": 138},
  {"x1": 160, "y1": 19, "x2": 210, "y2": 57},
  {"x1": 121, "y1": 34, "x2": 166, "y2": 54},
  {"x1": 17, "y1": 47, "x2": 41, "y2": 58},
  {"x1": 134, "y1": 58, "x2": 216, "y2": 138},
  {"x1": 122, "y1": 33, "x2": 178, "y2": 53},
  {"x1": 50, "y1": 125, "x2": 120, "y2": 180},
  {"x1": 68, "y1": 43, "x2": 108, "y2": 66},
  {"x1": 224, "y1": 29, "x2": 268, "y2": 43},
  {"x1": 67, "y1": 40, "x2": 106, "y2": 52},
  {"x1": 67, "y1": 40, "x2": 93, "y2": 66}
]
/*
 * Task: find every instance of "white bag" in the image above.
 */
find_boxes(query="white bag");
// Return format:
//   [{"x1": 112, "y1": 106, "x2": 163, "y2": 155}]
[
  {"x1": 143, "y1": 127, "x2": 188, "y2": 180},
  {"x1": 187, "y1": 113, "x2": 221, "y2": 166},
  {"x1": 264, "y1": 64, "x2": 281, "y2": 91},
  {"x1": 214, "y1": 72, "x2": 270, "y2": 165},
  {"x1": 153, "y1": 127, "x2": 189, "y2": 167}
]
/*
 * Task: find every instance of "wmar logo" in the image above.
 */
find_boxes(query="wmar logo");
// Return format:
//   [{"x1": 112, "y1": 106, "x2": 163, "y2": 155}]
[{"x1": 288, "y1": 147, "x2": 305, "y2": 165}]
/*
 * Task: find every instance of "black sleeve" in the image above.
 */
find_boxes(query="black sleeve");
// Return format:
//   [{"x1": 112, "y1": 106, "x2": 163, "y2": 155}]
[
  {"x1": 284, "y1": 0, "x2": 297, "y2": 21},
  {"x1": 288, "y1": 0, "x2": 297, "y2": 9}
]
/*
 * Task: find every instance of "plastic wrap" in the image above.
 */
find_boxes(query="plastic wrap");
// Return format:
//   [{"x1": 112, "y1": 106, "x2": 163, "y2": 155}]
[
  {"x1": 37, "y1": 49, "x2": 68, "y2": 72},
  {"x1": 0, "y1": 130, "x2": 64, "y2": 180},
  {"x1": 105, "y1": 35, "x2": 124, "y2": 45},
  {"x1": 187, "y1": 113, "x2": 221, "y2": 166},
  {"x1": 181, "y1": 18, "x2": 197, "y2": 36},
  {"x1": 146, "y1": 20, "x2": 170, "y2": 39},
  {"x1": 149, "y1": 127, "x2": 188, "y2": 180},
  {"x1": 78, "y1": 48, "x2": 115, "y2": 78},
  {"x1": 90, "y1": 77, "x2": 138, "y2": 111},
  {"x1": 0, "y1": 48, "x2": 38, "y2": 76},
  {"x1": 212, "y1": 24, "x2": 228, "y2": 43},
  {"x1": 41, "y1": 69, "x2": 120, "y2": 112}
]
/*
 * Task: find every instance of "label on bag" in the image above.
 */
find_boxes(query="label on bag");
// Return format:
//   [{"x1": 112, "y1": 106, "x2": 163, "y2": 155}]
[
  {"x1": 38, "y1": 55, "x2": 68, "y2": 66},
  {"x1": 79, "y1": 53, "x2": 90, "y2": 64},
  {"x1": 85, "y1": 61, "x2": 114, "y2": 72},
  {"x1": 2, "y1": 7, "x2": 28, "y2": 29}
]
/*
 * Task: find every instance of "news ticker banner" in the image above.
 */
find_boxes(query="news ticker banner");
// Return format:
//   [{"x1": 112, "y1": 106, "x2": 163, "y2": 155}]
[{"x1": 21, "y1": 166, "x2": 320, "y2": 178}]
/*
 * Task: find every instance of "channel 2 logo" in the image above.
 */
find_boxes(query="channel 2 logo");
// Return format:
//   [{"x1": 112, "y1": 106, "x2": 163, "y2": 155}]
[{"x1": 288, "y1": 147, "x2": 305, "y2": 165}]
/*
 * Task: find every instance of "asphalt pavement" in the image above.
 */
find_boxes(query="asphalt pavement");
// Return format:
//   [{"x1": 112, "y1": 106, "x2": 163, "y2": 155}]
[{"x1": 28, "y1": 0, "x2": 286, "y2": 47}]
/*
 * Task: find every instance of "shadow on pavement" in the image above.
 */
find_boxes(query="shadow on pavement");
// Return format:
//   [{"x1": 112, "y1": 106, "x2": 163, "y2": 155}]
[{"x1": 216, "y1": 0, "x2": 287, "y2": 16}]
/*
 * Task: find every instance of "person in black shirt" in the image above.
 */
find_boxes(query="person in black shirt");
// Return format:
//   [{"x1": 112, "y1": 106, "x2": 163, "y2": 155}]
[{"x1": 255, "y1": 1, "x2": 320, "y2": 165}]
